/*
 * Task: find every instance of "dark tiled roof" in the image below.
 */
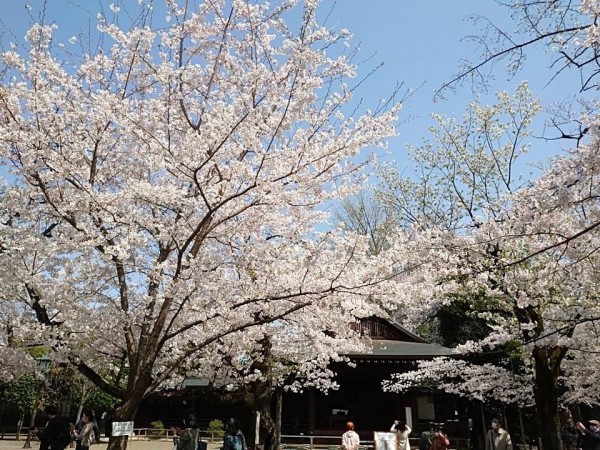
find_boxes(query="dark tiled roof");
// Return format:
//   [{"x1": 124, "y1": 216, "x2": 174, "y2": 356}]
[{"x1": 348, "y1": 339, "x2": 454, "y2": 359}]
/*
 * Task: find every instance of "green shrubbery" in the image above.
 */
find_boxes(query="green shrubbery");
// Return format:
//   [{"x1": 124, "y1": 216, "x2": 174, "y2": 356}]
[
  {"x1": 148, "y1": 420, "x2": 166, "y2": 440},
  {"x1": 208, "y1": 419, "x2": 225, "y2": 438}
]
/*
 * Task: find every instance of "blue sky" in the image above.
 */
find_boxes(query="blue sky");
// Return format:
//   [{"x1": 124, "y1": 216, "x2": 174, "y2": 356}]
[{"x1": 0, "y1": 1, "x2": 578, "y2": 177}]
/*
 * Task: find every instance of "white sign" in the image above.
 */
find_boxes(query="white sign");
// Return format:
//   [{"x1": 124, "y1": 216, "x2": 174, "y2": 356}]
[
  {"x1": 112, "y1": 421, "x2": 134, "y2": 437},
  {"x1": 374, "y1": 432, "x2": 397, "y2": 450}
]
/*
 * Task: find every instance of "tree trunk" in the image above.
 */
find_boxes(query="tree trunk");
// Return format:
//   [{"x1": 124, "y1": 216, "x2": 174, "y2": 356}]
[
  {"x1": 16, "y1": 411, "x2": 25, "y2": 441},
  {"x1": 248, "y1": 336, "x2": 277, "y2": 450},
  {"x1": 76, "y1": 402, "x2": 84, "y2": 423},
  {"x1": 250, "y1": 382, "x2": 276, "y2": 450},
  {"x1": 260, "y1": 407, "x2": 276, "y2": 450},
  {"x1": 517, "y1": 407, "x2": 528, "y2": 450},
  {"x1": 0, "y1": 403, "x2": 5, "y2": 438},
  {"x1": 480, "y1": 401, "x2": 487, "y2": 450},
  {"x1": 569, "y1": 405, "x2": 582, "y2": 424},
  {"x1": 274, "y1": 389, "x2": 282, "y2": 450},
  {"x1": 22, "y1": 405, "x2": 39, "y2": 449},
  {"x1": 106, "y1": 390, "x2": 145, "y2": 450},
  {"x1": 533, "y1": 348, "x2": 562, "y2": 450}
]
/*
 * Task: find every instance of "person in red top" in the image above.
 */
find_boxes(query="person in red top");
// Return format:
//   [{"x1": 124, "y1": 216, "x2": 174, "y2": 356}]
[{"x1": 430, "y1": 426, "x2": 450, "y2": 450}]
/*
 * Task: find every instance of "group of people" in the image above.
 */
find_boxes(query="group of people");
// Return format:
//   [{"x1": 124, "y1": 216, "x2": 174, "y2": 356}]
[
  {"x1": 485, "y1": 417, "x2": 600, "y2": 450},
  {"x1": 32, "y1": 405, "x2": 248, "y2": 450},
  {"x1": 341, "y1": 420, "x2": 450, "y2": 450},
  {"x1": 31, "y1": 406, "x2": 97, "y2": 450},
  {"x1": 31, "y1": 406, "x2": 600, "y2": 450},
  {"x1": 172, "y1": 415, "x2": 247, "y2": 450}
]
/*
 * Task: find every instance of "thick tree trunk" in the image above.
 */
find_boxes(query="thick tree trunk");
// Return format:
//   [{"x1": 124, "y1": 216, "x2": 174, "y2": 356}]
[
  {"x1": 533, "y1": 348, "x2": 562, "y2": 450},
  {"x1": 248, "y1": 337, "x2": 277, "y2": 450},
  {"x1": 250, "y1": 382, "x2": 276, "y2": 450},
  {"x1": 262, "y1": 407, "x2": 277, "y2": 450},
  {"x1": 106, "y1": 390, "x2": 145, "y2": 450}
]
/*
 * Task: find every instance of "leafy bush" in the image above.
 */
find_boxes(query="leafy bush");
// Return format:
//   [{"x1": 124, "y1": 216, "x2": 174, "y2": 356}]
[
  {"x1": 148, "y1": 420, "x2": 166, "y2": 440},
  {"x1": 208, "y1": 419, "x2": 225, "y2": 438}
]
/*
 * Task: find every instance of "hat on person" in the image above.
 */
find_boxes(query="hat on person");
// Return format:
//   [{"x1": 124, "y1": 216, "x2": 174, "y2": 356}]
[{"x1": 589, "y1": 420, "x2": 600, "y2": 426}]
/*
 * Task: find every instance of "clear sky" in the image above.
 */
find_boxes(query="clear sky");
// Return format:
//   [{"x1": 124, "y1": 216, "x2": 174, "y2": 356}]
[{"x1": 0, "y1": 1, "x2": 579, "y2": 176}]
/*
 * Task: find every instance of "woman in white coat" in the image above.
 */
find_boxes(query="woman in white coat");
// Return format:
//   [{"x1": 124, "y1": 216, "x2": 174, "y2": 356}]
[{"x1": 391, "y1": 420, "x2": 412, "y2": 450}]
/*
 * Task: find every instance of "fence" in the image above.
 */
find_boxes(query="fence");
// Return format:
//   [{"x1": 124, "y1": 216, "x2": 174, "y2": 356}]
[
  {"x1": 280, "y1": 434, "x2": 471, "y2": 450},
  {"x1": 129, "y1": 428, "x2": 220, "y2": 442},
  {"x1": 120, "y1": 431, "x2": 472, "y2": 449}
]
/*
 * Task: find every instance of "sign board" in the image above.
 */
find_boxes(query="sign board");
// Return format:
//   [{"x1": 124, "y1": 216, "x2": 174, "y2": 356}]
[
  {"x1": 112, "y1": 421, "x2": 134, "y2": 437},
  {"x1": 374, "y1": 432, "x2": 397, "y2": 450},
  {"x1": 182, "y1": 377, "x2": 210, "y2": 387}
]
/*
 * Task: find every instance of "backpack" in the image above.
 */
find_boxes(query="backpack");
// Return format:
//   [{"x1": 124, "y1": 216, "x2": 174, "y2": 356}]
[
  {"x1": 430, "y1": 434, "x2": 449, "y2": 450},
  {"x1": 225, "y1": 434, "x2": 245, "y2": 450},
  {"x1": 50, "y1": 419, "x2": 72, "y2": 450},
  {"x1": 419, "y1": 432, "x2": 433, "y2": 450}
]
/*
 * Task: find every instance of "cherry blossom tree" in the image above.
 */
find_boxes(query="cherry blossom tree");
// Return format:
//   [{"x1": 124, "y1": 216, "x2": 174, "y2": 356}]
[
  {"x1": 0, "y1": 1, "x2": 401, "y2": 449},
  {"x1": 385, "y1": 206, "x2": 600, "y2": 450},
  {"x1": 374, "y1": 82, "x2": 600, "y2": 450},
  {"x1": 383, "y1": 121, "x2": 600, "y2": 450}
]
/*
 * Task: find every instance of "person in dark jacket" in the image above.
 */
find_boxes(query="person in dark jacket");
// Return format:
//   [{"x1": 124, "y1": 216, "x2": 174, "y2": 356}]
[
  {"x1": 33, "y1": 405, "x2": 71, "y2": 450},
  {"x1": 577, "y1": 420, "x2": 600, "y2": 450}
]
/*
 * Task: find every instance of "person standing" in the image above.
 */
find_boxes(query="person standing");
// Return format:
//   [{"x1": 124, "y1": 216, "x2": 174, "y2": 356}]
[
  {"x1": 576, "y1": 420, "x2": 600, "y2": 450},
  {"x1": 391, "y1": 420, "x2": 412, "y2": 450},
  {"x1": 485, "y1": 418, "x2": 512, "y2": 450},
  {"x1": 223, "y1": 418, "x2": 248, "y2": 450},
  {"x1": 33, "y1": 405, "x2": 71, "y2": 450},
  {"x1": 429, "y1": 426, "x2": 450, "y2": 450},
  {"x1": 91, "y1": 411, "x2": 100, "y2": 444},
  {"x1": 342, "y1": 422, "x2": 360, "y2": 450},
  {"x1": 174, "y1": 412, "x2": 200, "y2": 450},
  {"x1": 71, "y1": 411, "x2": 95, "y2": 450}
]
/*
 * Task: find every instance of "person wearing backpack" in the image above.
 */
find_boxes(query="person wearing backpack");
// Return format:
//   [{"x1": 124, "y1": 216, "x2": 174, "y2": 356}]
[
  {"x1": 223, "y1": 418, "x2": 248, "y2": 450},
  {"x1": 33, "y1": 405, "x2": 72, "y2": 450},
  {"x1": 429, "y1": 426, "x2": 450, "y2": 450}
]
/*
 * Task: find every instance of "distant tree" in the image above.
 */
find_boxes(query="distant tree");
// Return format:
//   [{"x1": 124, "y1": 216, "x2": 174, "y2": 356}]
[
  {"x1": 336, "y1": 191, "x2": 394, "y2": 255},
  {"x1": 1, "y1": 374, "x2": 38, "y2": 440}
]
